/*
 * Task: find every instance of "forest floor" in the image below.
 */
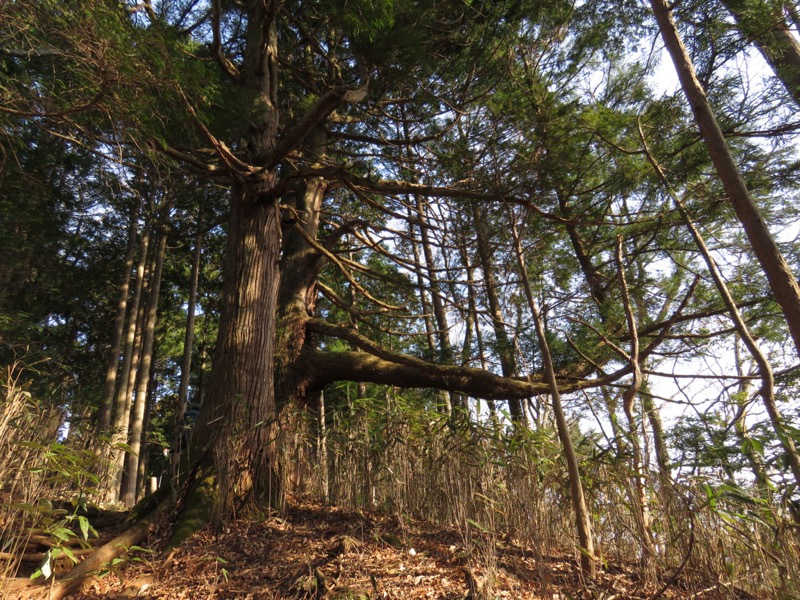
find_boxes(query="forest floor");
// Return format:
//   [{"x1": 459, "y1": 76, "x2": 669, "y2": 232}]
[{"x1": 4, "y1": 498, "x2": 750, "y2": 599}]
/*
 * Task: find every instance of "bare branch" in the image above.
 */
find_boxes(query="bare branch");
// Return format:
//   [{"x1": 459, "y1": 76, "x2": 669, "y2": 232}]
[
  {"x1": 210, "y1": 0, "x2": 242, "y2": 82},
  {"x1": 306, "y1": 319, "x2": 633, "y2": 398}
]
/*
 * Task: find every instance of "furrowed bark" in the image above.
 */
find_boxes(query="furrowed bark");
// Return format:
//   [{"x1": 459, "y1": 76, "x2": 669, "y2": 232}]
[{"x1": 189, "y1": 188, "x2": 284, "y2": 516}]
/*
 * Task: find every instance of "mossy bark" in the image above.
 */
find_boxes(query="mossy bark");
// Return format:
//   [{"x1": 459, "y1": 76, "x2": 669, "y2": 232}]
[{"x1": 162, "y1": 473, "x2": 217, "y2": 555}]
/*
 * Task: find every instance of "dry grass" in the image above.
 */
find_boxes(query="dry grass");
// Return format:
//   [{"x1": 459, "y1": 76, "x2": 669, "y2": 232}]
[
  {"x1": 2, "y1": 371, "x2": 798, "y2": 599},
  {"x1": 308, "y1": 397, "x2": 800, "y2": 599},
  {"x1": 0, "y1": 362, "x2": 67, "y2": 595}
]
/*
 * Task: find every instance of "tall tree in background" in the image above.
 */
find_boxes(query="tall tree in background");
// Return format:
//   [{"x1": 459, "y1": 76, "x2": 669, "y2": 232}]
[
  {"x1": 720, "y1": 0, "x2": 800, "y2": 105},
  {"x1": 650, "y1": 0, "x2": 800, "y2": 361},
  {"x1": 4, "y1": 3, "x2": 800, "y2": 594}
]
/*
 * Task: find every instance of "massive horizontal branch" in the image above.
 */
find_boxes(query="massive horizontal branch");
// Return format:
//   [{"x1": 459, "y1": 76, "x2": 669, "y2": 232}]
[
  {"x1": 305, "y1": 348, "x2": 545, "y2": 399},
  {"x1": 306, "y1": 319, "x2": 632, "y2": 399}
]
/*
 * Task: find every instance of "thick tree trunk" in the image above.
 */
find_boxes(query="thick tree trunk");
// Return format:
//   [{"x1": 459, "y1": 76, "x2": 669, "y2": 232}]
[
  {"x1": 275, "y1": 172, "x2": 329, "y2": 498},
  {"x1": 190, "y1": 188, "x2": 283, "y2": 515},
  {"x1": 183, "y1": 0, "x2": 287, "y2": 517},
  {"x1": 650, "y1": 0, "x2": 800, "y2": 362},
  {"x1": 721, "y1": 0, "x2": 800, "y2": 106}
]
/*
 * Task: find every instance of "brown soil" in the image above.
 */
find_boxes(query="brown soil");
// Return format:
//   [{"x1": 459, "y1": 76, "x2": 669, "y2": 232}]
[{"x1": 3, "y1": 500, "x2": 753, "y2": 599}]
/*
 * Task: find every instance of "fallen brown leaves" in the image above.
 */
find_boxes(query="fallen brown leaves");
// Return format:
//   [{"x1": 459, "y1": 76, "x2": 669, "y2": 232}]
[{"x1": 2, "y1": 500, "x2": 754, "y2": 599}]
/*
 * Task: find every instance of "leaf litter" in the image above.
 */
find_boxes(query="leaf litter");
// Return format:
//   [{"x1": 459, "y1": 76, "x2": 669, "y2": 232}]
[{"x1": 44, "y1": 499, "x2": 756, "y2": 599}]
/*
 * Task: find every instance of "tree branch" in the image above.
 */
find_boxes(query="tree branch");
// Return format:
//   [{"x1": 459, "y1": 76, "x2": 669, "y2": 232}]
[
  {"x1": 268, "y1": 78, "x2": 370, "y2": 169},
  {"x1": 306, "y1": 319, "x2": 632, "y2": 399},
  {"x1": 210, "y1": 0, "x2": 242, "y2": 82}
]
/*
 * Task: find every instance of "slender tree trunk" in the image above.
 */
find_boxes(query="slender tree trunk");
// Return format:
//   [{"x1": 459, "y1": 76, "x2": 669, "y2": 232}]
[
  {"x1": 407, "y1": 212, "x2": 438, "y2": 360},
  {"x1": 732, "y1": 340, "x2": 771, "y2": 488},
  {"x1": 472, "y1": 204, "x2": 524, "y2": 424},
  {"x1": 720, "y1": 0, "x2": 800, "y2": 106},
  {"x1": 415, "y1": 198, "x2": 452, "y2": 362},
  {"x1": 601, "y1": 388, "x2": 626, "y2": 459},
  {"x1": 177, "y1": 226, "x2": 203, "y2": 425},
  {"x1": 406, "y1": 212, "x2": 451, "y2": 413},
  {"x1": 455, "y1": 227, "x2": 479, "y2": 416},
  {"x1": 113, "y1": 290, "x2": 147, "y2": 499},
  {"x1": 440, "y1": 218, "x2": 469, "y2": 411},
  {"x1": 171, "y1": 226, "x2": 203, "y2": 482},
  {"x1": 415, "y1": 197, "x2": 456, "y2": 414},
  {"x1": 558, "y1": 194, "x2": 608, "y2": 312},
  {"x1": 122, "y1": 226, "x2": 167, "y2": 507},
  {"x1": 136, "y1": 362, "x2": 158, "y2": 500},
  {"x1": 97, "y1": 206, "x2": 139, "y2": 435},
  {"x1": 678, "y1": 198, "x2": 800, "y2": 488},
  {"x1": 641, "y1": 133, "x2": 800, "y2": 491},
  {"x1": 615, "y1": 237, "x2": 655, "y2": 579},
  {"x1": 459, "y1": 235, "x2": 498, "y2": 423},
  {"x1": 104, "y1": 226, "x2": 150, "y2": 503},
  {"x1": 318, "y1": 389, "x2": 329, "y2": 503},
  {"x1": 399, "y1": 116, "x2": 458, "y2": 414},
  {"x1": 650, "y1": 0, "x2": 800, "y2": 362},
  {"x1": 508, "y1": 209, "x2": 595, "y2": 578},
  {"x1": 641, "y1": 385, "x2": 671, "y2": 481}
]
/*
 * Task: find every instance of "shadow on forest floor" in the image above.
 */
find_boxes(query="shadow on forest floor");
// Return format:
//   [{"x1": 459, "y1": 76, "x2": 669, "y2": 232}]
[{"x1": 4, "y1": 498, "x2": 759, "y2": 599}]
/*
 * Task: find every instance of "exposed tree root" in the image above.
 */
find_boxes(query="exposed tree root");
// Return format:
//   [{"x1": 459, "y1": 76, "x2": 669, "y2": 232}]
[{"x1": 13, "y1": 492, "x2": 170, "y2": 600}]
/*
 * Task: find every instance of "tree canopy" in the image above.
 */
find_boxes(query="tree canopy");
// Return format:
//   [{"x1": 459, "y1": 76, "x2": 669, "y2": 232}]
[{"x1": 2, "y1": 0, "x2": 800, "y2": 597}]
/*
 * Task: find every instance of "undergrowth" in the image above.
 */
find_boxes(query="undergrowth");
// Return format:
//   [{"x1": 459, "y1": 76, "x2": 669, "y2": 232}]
[
  {"x1": 0, "y1": 362, "x2": 102, "y2": 597},
  {"x1": 299, "y1": 386, "x2": 800, "y2": 599},
  {"x1": 2, "y1": 367, "x2": 799, "y2": 599}
]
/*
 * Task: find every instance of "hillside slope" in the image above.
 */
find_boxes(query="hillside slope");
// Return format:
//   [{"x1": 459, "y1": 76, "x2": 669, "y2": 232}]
[{"x1": 16, "y1": 500, "x2": 753, "y2": 600}]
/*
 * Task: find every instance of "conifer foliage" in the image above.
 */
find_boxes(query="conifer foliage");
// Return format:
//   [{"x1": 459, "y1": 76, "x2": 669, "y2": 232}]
[{"x1": 2, "y1": 0, "x2": 800, "y2": 597}]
